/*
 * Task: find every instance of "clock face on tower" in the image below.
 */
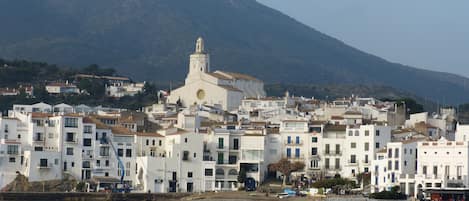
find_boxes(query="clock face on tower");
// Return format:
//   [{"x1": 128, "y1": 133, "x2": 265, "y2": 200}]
[{"x1": 196, "y1": 89, "x2": 205, "y2": 100}]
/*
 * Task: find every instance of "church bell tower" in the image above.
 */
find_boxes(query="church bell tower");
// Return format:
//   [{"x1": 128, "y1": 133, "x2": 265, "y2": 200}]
[{"x1": 187, "y1": 37, "x2": 210, "y2": 83}]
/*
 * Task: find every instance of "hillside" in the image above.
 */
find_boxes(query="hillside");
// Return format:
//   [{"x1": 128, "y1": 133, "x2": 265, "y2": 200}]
[{"x1": 0, "y1": 0, "x2": 469, "y2": 104}]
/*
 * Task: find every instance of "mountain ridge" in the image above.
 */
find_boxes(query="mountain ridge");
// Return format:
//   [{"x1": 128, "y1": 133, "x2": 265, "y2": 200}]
[{"x1": 0, "y1": 0, "x2": 468, "y2": 104}]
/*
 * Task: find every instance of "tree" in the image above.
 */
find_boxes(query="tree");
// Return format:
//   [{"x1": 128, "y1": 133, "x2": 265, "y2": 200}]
[
  {"x1": 269, "y1": 158, "x2": 305, "y2": 187},
  {"x1": 237, "y1": 168, "x2": 247, "y2": 185}
]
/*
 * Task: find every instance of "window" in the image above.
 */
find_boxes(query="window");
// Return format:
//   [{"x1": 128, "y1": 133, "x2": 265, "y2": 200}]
[
  {"x1": 336, "y1": 144, "x2": 341, "y2": 154},
  {"x1": 117, "y1": 149, "x2": 124, "y2": 157},
  {"x1": 126, "y1": 149, "x2": 132, "y2": 157},
  {"x1": 71, "y1": 162, "x2": 75, "y2": 167},
  {"x1": 100, "y1": 147, "x2": 110, "y2": 156},
  {"x1": 388, "y1": 161, "x2": 392, "y2": 170},
  {"x1": 311, "y1": 147, "x2": 318, "y2": 155},
  {"x1": 335, "y1": 158, "x2": 340, "y2": 169},
  {"x1": 7, "y1": 145, "x2": 18, "y2": 155},
  {"x1": 404, "y1": 148, "x2": 407, "y2": 154},
  {"x1": 66, "y1": 147, "x2": 74, "y2": 155},
  {"x1": 423, "y1": 166, "x2": 427, "y2": 175},
  {"x1": 287, "y1": 136, "x2": 292, "y2": 144},
  {"x1": 348, "y1": 131, "x2": 353, "y2": 136},
  {"x1": 433, "y1": 166, "x2": 438, "y2": 176},
  {"x1": 233, "y1": 139, "x2": 239, "y2": 150},
  {"x1": 83, "y1": 138, "x2": 92, "y2": 146},
  {"x1": 66, "y1": 132, "x2": 75, "y2": 142},
  {"x1": 105, "y1": 160, "x2": 109, "y2": 167},
  {"x1": 40, "y1": 159, "x2": 48, "y2": 167},
  {"x1": 4, "y1": 124, "x2": 8, "y2": 133},
  {"x1": 146, "y1": 139, "x2": 149, "y2": 146},
  {"x1": 188, "y1": 172, "x2": 193, "y2": 178},
  {"x1": 375, "y1": 130, "x2": 380, "y2": 136},
  {"x1": 152, "y1": 140, "x2": 155, "y2": 146},
  {"x1": 395, "y1": 161, "x2": 399, "y2": 170},
  {"x1": 218, "y1": 138, "x2": 224, "y2": 149},
  {"x1": 9, "y1": 157, "x2": 16, "y2": 163},
  {"x1": 395, "y1": 148, "x2": 399, "y2": 158},
  {"x1": 325, "y1": 158, "x2": 330, "y2": 169},
  {"x1": 375, "y1": 142, "x2": 380, "y2": 149},
  {"x1": 365, "y1": 130, "x2": 370, "y2": 136},
  {"x1": 96, "y1": 160, "x2": 101, "y2": 167},
  {"x1": 295, "y1": 136, "x2": 300, "y2": 144},
  {"x1": 364, "y1": 142, "x2": 369, "y2": 151},
  {"x1": 84, "y1": 125, "x2": 93, "y2": 133},
  {"x1": 159, "y1": 140, "x2": 162, "y2": 146},
  {"x1": 205, "y1": 168, "x2": 213, "y2": 176},
  {"x1": 64, "y1": 118, "x2": 78, "y2": 128},
  {"x1": 217, "y1": 152, "x2": 224, "y2": 164},
  {"x1": 350, "y1": 155, "x2": 356, "y2": 163},
  {"x1": 184, "y1": 138, "x2": 188, "y2": 143},
  {"x1": 312, "y1": 137, "x2": 318, "y2": 143},
  {"x1": 388, "y1": 149, "x2": 392, "y2": 158},
  {"x1": 34, "y1": 133, "x2": 44, "y2": 141},
  {"x1": 295, "y1": 148, "x2": 300, "y2": 158},
  {"x1": 351, "y1": 142, "x2": 356, "y2": 149},
  {"x1": 83, "y1": 161, "x2": 91, "y2": 168},
  {"x1": 183, "y1": 151, "x2": 190, "y2": 161},
  {"x1": 354, "y1": 131, "x2": 359, "y2": 136},
  {"x1": 48, "y1": 133, "x2": 54, "y2": 139},
  {"x1": 286, "y1": 148, "x2": 291, "y2": 158},
  {"x1": 325, "y1": 144, "x2": 330, "y2": 154},
  {"x1": 365, "y1": 155, "x2": 369, "y2": 163}
]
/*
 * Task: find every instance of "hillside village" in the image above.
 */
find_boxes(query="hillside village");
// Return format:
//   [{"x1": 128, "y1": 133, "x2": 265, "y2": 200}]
[{"x1": 0, "y1": 38, "x2": 467, "y2": 199}]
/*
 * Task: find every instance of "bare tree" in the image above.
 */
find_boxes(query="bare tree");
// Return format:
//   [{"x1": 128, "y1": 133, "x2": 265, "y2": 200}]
[{"x1": 269, "y1": 158, "x2": 305, "y2": 187}]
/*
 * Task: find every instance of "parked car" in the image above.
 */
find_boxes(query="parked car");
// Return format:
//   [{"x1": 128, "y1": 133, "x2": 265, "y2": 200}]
[{"x1": 277, "y1": 193, "x2": 291, "y2": 199}]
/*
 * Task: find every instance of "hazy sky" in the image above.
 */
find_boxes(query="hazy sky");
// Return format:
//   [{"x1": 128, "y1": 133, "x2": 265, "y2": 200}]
[{"x1": 257, "y1": 0, "x2": 469, "y2": 77}]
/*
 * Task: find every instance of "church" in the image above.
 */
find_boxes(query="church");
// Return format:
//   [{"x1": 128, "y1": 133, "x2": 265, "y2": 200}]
[{"x1": 167, "y1": 37, "x2": 266, "y2": 111}]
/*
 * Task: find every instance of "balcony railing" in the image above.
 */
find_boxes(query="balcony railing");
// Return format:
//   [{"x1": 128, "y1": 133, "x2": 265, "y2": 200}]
[
  {"x1": 285, "y1": 140, "x2": 303, "y2": 146},
  {"x1": 37, "y1": 163, "x2": 52, "y2": 169},
  {"x1": 323, "y1": 150, "x2": 342, "y2": 156},
  {"x1": 65, "y1": 139, "x2": 77, "y2": 144},
  {"x1": 347, "y1": 160, "x2": 358, "y2": 166},
  {"x1": 33, "y1": 137, "x2": 44, "y2": 142}
]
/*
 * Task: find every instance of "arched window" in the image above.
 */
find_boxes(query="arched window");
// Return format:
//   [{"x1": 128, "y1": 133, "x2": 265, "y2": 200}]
[{"x1": 228, "y1": 169, "x2": 238, "y2": 175}]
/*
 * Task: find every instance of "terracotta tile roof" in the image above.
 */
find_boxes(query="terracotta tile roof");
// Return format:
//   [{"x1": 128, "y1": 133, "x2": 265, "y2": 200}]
[
  {"x1": 216, "y1": 71, "x2": 260, "y2": 81},
  {"x1": 83, "y1": 117, "x2": 109, "y2": 129},
  {"x1": 207, "y1": 72, "x2": 231, "y2": 80},
  {"x1": 135, "y1": 132, "x2": 164, "y2": 137},
  {"x1": 31, "y1": 112, "x2": 53, "y2": 118}
]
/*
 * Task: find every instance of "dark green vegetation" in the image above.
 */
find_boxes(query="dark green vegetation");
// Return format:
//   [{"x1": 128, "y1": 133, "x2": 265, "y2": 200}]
[
  {"x1": 369, "y1": 186, "x2": 407, "y2": 200},
  {"x1": 0, "y1": 59, "x2": 160, "y2": 113},
  {"x1": 0, "y1": 0, "x2": 469, "y2": 104}
]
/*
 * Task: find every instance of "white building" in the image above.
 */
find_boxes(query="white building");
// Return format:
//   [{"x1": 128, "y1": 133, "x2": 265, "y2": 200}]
[
  {"x1": 105, "y1": 82, "x2": 145, "y2": 98},
  {"x1": 45, "y1": 82, "x2": 80, "y2": 94},
  {"x1": 167, "y1": 37, "x2": 266, "y2": 111}
]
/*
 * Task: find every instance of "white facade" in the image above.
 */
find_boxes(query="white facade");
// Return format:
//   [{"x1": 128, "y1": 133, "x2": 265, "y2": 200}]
[{"x1": 168, "y1": 37, "x2": 265, "y2": 111}]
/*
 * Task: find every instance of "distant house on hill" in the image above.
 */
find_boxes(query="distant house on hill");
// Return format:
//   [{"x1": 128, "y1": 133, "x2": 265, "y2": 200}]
[{"x1": 45, "y1": 81, "x2": 80, "y2": 94}]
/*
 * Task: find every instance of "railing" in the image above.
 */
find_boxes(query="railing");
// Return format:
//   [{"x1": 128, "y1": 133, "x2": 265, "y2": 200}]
[
  {"x1": 33, "y1": 137, "x2": 44, "y2": 142},
  {"x1": 285, "y1": 140, "x2": 303, "y2": 146},
  {"x1": 347, "y1": 160, "x2": 358, "y2": 165},
  {"x1": 37, "y1": 163, "x2": 52, "y2": 169},
  {"x1": 323, "y1": 150, "x2": 342, "y2": 156},
  {"x1": 216, "y1": 160, "x2": 237, "y2": 165},
  {"x1": 65, "y1": 139, "x2": 77, "y2": 144}
]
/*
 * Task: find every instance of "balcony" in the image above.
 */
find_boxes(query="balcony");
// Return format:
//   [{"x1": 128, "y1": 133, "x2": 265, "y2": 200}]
[
  {"x1": 285, "y1": 140, "x2": 303, "y2": 146},
  {"x1": 37, "y1": 163, "x2": 52, "y2": 169},
  {"x1": 323, "y1": 150, "x2": 342, "y2": 156},
  {"x1": 229, "y1": 146, "x2": 240, "y2": 151},
  {"x1": 216, "y1": 160, "x2": 237, "y2": 166},
  {"x1": 65, "y1": 139, "x2": 77, "y2": 144},
  {"x1": 33, "y1": 137, "x2": 44, "y2": 142},
  {"x1": 286, "y1": 156, "x2": 305, "y2": 161},
  {"x1": 347, "y1": 160, "x2": 358, "y2": 166},
  {"x1": 216, "y1": 145, "x2": 227, "y2": 150},
  {"x1": 362, "y1": 160, "x2": 371, "y2": 165}
]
